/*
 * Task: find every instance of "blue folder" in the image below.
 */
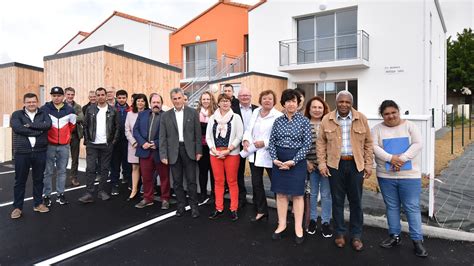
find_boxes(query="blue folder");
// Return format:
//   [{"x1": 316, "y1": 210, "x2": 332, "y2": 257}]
[{"x1": 382, "y1": 137, "x2": 412, "y2": 171}]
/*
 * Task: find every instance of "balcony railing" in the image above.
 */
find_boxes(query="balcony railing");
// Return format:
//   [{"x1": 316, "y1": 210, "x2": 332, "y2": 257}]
[
  {"x1": 170, "y1": 53, "x2": 248, "y2": 80},
  {"x1": 279, "y1": 30, "x2": 369, "y2": 66}
]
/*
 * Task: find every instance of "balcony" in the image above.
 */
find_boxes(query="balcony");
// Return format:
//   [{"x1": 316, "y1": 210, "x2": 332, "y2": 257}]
[
  {"x1": 278, "y1": 30, "x2": 369, "y2": 72},
  {"x1": 170, "y1": 53, "x2": 248, "y2": 83}
]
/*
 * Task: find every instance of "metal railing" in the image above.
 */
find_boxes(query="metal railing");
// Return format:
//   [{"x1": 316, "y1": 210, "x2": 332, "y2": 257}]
[
  {"x1": 185, "y1": 52, "x2": 248, "y2": 108},
  {"x1": 170, "y1": 53, "x2": 247, "y2": 80},
  {"x1": 279, "y1": 30, "x2": 369, "y2": 66}
]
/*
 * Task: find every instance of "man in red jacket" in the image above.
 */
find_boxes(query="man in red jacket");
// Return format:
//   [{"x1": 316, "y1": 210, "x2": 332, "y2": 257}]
[{"x1": 40, "y1": 87, "x2": 76, "y2": 207}]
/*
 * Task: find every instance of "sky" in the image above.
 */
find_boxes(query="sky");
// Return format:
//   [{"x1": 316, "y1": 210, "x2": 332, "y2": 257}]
[
  {"x1": 0, "y1": 0, "x2": 258, "y2": 67},
  {"x1": 0, "y1": 0, "x2": 472, "y2": 67},
  {"x1": 439, "y1": 0, "x2": 473, "y2": 39}
]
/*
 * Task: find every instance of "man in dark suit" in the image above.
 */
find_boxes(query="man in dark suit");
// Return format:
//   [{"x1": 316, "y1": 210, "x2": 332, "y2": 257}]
[
  {"x1": 133, "y1": 93, "x2": 171, "y2": 209},
  {"x1": 232, "y1": 86, "x2": 258, "y2": 208},
  {"x1": 159, "y1": 88, "x2": 202, "y2": 218}
]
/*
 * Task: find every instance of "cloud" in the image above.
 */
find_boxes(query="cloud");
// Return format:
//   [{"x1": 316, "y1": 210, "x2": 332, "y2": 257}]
[{"x1": 0, "y1": 0, "x2": 220, "y2": 66}]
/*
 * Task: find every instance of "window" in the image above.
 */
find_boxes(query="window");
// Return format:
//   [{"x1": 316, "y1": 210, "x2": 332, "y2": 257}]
[
  {"x1": 185, "y1": 41, "x2": 217, "y2": 78},
  {"x1": 297, "y1": 80, "x2": 358, "y2": 110},
  {"x1": 296, "y1": 8, "x2": 357, "y2": 63}
]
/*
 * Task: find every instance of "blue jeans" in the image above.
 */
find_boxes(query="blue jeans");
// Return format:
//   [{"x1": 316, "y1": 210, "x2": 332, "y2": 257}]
[
  {"x1": 43, "y1": 144, "x2": 70, "y2": 195},
  {"x1": 309, "y1": 170, "x2": 332, "y2": 223},
  {"x1": 328, "y1": 160, "x2": 364, "y2": 238},
  {"x1": 378, "y1": 177, "x2": 423, "y2": 241}
]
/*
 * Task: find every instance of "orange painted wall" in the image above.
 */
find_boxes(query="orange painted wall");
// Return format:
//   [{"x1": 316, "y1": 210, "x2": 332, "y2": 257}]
[{"x1": 169, "y1": 3, "x2": 248, "y2": 65}]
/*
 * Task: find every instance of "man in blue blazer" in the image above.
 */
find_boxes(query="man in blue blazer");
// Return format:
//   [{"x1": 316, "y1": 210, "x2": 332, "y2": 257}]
[{"x1": 133, "y1": 93, "x2": 171, "y2": 209}]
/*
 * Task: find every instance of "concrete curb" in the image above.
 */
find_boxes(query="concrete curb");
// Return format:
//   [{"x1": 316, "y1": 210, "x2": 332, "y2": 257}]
[{"x1": 247, "y1": 196, "x2": 474, "y2": 242}]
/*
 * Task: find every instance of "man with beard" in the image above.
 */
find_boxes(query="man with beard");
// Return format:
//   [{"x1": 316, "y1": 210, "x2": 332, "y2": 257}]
[{"x1": 133, "y1": 93, "x2": 171, "y2": 209}]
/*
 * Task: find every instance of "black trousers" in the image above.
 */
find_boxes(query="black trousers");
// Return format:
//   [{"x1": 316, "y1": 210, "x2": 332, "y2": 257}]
[
  {"x1": 198, "y1": 145, "x2": 214, "y2": 196},
  {"x1": 13, "y1": 151, "x2": 46, "y2": 209},
  {"x1": 250, "y1": 163, "x2": 272, "y2": 214},
  {"x1": 85, "y1": 143, "x2": 113, "y2": 194},
  {"x1": 170, "y1": 143, "x2": 198, "y2": 209},
  {"x1": 237, "y1": 156, "x2": 248, "y2": 202},
  {"x1": 110, "y1": 138, "x2": 131, "y2": 185},
  {"x1": 69, "y1": 134, "x2": 81, "y2": 178},
  {"x1": 328, "y1": 160, "x2": 364, "y2": 238}
]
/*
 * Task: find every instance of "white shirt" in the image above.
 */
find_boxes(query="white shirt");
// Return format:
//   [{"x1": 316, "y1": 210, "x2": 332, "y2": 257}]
[
  {"x1": 93, "y1": 105, "x2": 108, "y2": 144},
  {"x1": 174, "y1": 108, "x2": 184, "y2": 142},
  {"x1": 240, "y1": 104, "x2": 253, "y2": 132},
  {"x1": 25, "y1": 109, "x2": 37, "y2": 148},
  {"x1": 242, "y1": 107, "x2": 283, "y2": 168}
]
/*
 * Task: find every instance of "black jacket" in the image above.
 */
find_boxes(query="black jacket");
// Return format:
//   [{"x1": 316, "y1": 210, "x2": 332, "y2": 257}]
[
  {"x1": 11, "y1": 108, "x2": 52, "y2": 154},
  {"x1": 83, "y1": 104, "x2": 120, "y2": 145}
]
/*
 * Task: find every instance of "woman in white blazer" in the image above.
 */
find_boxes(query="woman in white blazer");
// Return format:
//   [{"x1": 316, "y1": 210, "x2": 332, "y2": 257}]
[
  {"x1": 206, "y1": 93, "x2": 244, "y2": 221},
  {"x1": 242, "y1": 90, "x2": 282, "y2": 222}
]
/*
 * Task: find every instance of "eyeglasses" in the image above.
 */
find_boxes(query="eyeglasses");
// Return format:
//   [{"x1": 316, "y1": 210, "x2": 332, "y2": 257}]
[{"x1": 239, "y1": 95, "x2": 251, "y2": 97}]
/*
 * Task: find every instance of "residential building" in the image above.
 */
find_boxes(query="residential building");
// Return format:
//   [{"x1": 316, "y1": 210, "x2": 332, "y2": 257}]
[
  {"x1": 56, "y1": 11, "x2": 176, "y2": 63},
  {"x1": 249, "y1": 0, "x2": 447, "y2": 129}
]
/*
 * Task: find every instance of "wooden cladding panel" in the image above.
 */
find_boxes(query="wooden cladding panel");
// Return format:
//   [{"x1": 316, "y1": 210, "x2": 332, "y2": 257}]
[
  {"x1": 44, "y1": 51, "x2": 104, "y2": 108},
  {"x1": 103, "y1": 52, "x2": 180, "y2": 108},
  {"x1": 44, "y1": 50, "x2": 180, "y2": 158},
  {"x1": 0, "y1": 67, "x2": 16, "y2": 126},
  {"x1": 15, "y1": 68, "x2": 43, "y2": 110},
  {"x1": 0, "y1": 66, "x2": 43, "y2": 126}
]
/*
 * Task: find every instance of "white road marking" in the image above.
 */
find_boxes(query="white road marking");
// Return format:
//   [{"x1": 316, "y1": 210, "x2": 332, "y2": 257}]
[
  {"x1": 0, "y1": 179, "x2": 106, "y2": 207},
  {"x1": 0, "y1": 170, "x2": 15, "y2": 175},
  {"x1": 34, "y1": 206, "x2": 192, "y2": 265}
]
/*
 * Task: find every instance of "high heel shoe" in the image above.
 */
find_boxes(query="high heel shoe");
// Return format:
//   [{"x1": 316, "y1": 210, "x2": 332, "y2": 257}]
[
  {"x1": 250, "y1": 213, "x2": 268, "y2": 223},
  {"x1": 126, "y1": 191, "x2": 138, "y2": 201},
  {"x1": 272, "y1": 228, "x2": 286, "y2": 240}
]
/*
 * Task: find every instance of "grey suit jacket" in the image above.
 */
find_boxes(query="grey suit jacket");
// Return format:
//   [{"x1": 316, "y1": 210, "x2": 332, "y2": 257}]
[{"x1": 159, "y1": 106, "x2": 202, "y2": 164}]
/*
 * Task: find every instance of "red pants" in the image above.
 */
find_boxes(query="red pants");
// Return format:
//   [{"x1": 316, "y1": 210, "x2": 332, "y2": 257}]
[
  {"x1": 210, "y1": 152, "x2": 240, "y2": 211},
  {"x1": 139, "y1": 151, "x2": 170, "y2": 203}
]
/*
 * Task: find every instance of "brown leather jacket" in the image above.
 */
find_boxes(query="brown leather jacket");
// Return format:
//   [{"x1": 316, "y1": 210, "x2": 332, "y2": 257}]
[{"x1": 317, "y1": 108, "x2": 373, "y2": 172}]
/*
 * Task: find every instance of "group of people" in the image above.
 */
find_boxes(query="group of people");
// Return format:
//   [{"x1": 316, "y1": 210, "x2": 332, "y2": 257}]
[{"x1": 10, "y1": 84, "x2": 428, "y2": 257}]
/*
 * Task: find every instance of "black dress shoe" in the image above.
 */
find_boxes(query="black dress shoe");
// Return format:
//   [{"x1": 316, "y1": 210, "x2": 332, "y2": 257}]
[
  {"x1": 295, "y1": 235, "x2": 305, "y2": 245},
  {"x1": 191, "y1": 208, "x2": 200, "y2": 218},
  {"x1": 380, "y1": 234, "x2": 401, "y2": 248},
  {"x1": 208, "y1": 210, "x2": 224, "y2": 220},
  {"x1": 250, "y1": 213, "x2": 268, "y2": 223},
  {"x1": 176, "y1": 208, "x2": 185, "y2": 217},
  {"x1": 413, "y1": 240, "x2": 428, "y2": 257},
  {"x1": 230, "y1": 211, "x2": 238, "y2": 221},
  {"x1": 272, "y1": 229, "x2": 286, "y2": 240}
]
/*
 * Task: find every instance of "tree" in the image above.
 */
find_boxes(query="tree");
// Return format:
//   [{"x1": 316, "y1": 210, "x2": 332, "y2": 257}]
[{"x1": 447, "y1": 28, "x2": 474, "y2": 96}]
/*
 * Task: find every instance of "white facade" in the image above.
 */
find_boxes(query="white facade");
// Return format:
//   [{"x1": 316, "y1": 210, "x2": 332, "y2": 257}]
[
  {"x1": 249, "y1": 0, "x2": 446, "y2": 130},
  {"x1": 58, "y1": 14, "x2": 174, "y2": 63}
]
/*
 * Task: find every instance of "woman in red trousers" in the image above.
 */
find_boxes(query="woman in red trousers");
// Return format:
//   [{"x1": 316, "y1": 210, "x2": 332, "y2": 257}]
[{"x1": 206, "y1": 93, "x2": 244, "y2": 221}]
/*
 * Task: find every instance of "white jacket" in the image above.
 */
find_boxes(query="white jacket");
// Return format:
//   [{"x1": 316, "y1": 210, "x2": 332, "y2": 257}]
[
  {"x1": 242, "y1": 107, "x2": 283, "y2": 168},
  {"x1": 206, "y1": 112, "x2": 244, "y2": 156}
]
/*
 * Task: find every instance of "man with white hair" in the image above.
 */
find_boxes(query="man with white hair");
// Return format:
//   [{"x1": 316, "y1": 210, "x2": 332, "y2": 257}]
[
  {"x1": 233, "y1": 86, "x2": 258, "y2": 208},
  {"x1": 317, "y1": 90, "x2": 373, "y2": 252}
]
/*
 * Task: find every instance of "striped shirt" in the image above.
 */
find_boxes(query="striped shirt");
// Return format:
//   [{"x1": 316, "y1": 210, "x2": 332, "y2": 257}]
[
  {"x1": 306, "y1": 122, "x2": 320, "y2": 164},
  {"x1": 337, "y1": 111, "x2": 353, "y2": 156}
]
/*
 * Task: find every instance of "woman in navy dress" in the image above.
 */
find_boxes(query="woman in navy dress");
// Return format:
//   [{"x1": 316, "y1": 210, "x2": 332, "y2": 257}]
[{"x1": 268, "y1": 89, "x2": 311, "y2": 244}]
